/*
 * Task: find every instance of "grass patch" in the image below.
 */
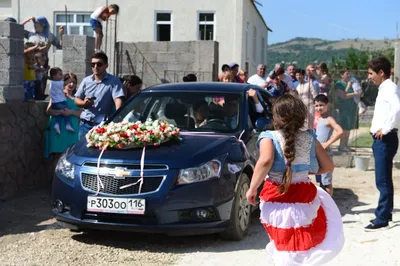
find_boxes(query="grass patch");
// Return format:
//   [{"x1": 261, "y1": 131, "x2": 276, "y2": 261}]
[{"x1": 350, "y1": 132, "x2": 373, "y2": 147}]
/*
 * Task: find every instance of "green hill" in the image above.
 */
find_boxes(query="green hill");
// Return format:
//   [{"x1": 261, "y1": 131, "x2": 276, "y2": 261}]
[{"x1": 267, "y1": 37, "x2": 395, "y2": 68}]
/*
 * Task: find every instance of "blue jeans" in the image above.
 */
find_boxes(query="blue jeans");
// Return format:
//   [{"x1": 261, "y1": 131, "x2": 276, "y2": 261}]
[
  {"x1": 79, "y1": 121, "x2": 94, "y2": 140},
  {"x1": 24, "y1": 80, "x2": 35, "y2": 100},
  {"x1": 52, "y1": 101, "x2": 71, "y2": 126},
  {"x1": 372, "y1": 130, "x2": 399, "y2": 225}
]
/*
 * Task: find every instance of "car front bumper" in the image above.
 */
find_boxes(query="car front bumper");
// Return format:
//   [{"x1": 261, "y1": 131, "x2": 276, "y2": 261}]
[{"x1": 52, "y1": 169, "x2": 236, "y2": 236}]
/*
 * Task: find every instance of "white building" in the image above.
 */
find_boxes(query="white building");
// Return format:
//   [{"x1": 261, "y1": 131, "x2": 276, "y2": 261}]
[{"x1": 4, "y1": 0, "x2": 271, "y2": 75}]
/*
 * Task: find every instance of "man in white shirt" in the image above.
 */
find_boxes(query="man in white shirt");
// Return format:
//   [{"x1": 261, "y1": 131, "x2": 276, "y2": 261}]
[
  {"x1": 248, "y1": 64, "x2": 268, "y2": 88},
  {"x1": 365, "y1": 56, "x2": 400, "y2": 231}
]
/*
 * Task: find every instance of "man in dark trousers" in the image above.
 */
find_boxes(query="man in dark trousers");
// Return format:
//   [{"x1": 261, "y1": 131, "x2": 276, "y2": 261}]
[{"x1": 365, "y1": 56, "x2": 400, "y2": 231}]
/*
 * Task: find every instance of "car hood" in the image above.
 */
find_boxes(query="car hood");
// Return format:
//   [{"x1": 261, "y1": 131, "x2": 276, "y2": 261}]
[{"x1": 70, "y1": 132, "x2": 239, "y2": 168}]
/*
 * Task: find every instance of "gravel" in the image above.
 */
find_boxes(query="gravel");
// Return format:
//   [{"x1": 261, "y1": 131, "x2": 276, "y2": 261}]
[{"x1": 1, "y1": 168, "x2": 400, "y2": 266}]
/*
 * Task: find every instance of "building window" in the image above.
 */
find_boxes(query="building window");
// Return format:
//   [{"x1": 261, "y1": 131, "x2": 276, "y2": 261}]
[
  {"x1": 261, "y1": 37, "x2": 265, "y2": 64},
  {"x1": 156, "y1": 12, "x2": 172, "y2": 41},
  {"x1": 54, "y1": 12, "x2": 93, "y2": 43},
  {"x1": 245, "y1": 22, "x2": 249, "y2": 60},
  {"x1": 252, "y1": 26, "x2": 257, "y2": 61},
  {"x1": 198, "y1": 13, "x2": 215, "y2": 40}
]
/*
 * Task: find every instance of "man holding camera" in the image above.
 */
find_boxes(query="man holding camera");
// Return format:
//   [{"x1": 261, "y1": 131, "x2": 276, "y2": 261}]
[{"x1": 74, "y1": 52, "x2": 125, "y2": 140}]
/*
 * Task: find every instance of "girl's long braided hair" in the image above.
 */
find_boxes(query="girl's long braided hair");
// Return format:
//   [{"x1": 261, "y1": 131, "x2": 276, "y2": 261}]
[{"x1": 272, "y1": 94, "x2": 307, "y2": 194}]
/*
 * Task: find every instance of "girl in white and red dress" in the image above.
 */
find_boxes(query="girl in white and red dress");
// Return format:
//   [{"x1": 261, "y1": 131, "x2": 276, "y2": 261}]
[{"x1": 246, "y1": 94, "x2": 344, "y2": 266}]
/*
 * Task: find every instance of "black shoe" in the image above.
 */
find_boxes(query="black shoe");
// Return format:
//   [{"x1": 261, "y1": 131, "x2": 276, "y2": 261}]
[
  {"x1": 364, "y1": 222, "x2": 389, "y2": 232},
  {"x1": 370, "y1": 216, "x2": 393, "y2": 223}
]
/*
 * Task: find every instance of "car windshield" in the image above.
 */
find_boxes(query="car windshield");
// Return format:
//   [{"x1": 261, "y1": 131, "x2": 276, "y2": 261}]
[{"x1": 112, "y1": 91, "x2": 242, "y2": 133}]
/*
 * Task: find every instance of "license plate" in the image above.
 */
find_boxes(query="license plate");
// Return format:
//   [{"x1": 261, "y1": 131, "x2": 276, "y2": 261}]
[{"x1": 87, "y1": 196, "x2": 145, "y2": 215}]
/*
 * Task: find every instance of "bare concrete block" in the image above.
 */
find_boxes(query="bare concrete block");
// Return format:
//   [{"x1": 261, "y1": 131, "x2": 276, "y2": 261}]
[
  {"x1": 63, "y1": 61, "x2": 92, "y2": 75},
  {"x1": 0, "y1": 22, "x2": 24, "y2": 39},
  {"x1": 63, "y1": 47, "x2": 88, "y2": 61},
  {"x1": 0, "y1": 38, "x2": 24, "y2": 54},
  {"x1": 0, "y1": 70, "x2": 24, "y2": 86},
  {"x1": 156, "y1": 52, "x2": 182, "y2": 63},
  {"x1": 61, "y1": 35, "x2": 75, "y2": 48},
  {"x1": 137, "y1": 42, "x2": 168, "y2": 53},
  {"x1": 73, "y1": 35, "x2": 95, "y2": 50},
  {"x1": 0, "y1": 85, "x2": 24, "y2": 102},
  {"x1": 0, "y1": 55, "x2": 24, "y2": 70},
  {"x1": 166, "y1": 42, "x2": 191, "y2": 53}
]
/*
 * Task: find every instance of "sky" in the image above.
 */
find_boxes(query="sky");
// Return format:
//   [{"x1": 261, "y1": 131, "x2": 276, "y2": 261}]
[{"x1": 258, "y1": 0, "x2": 400, "y2": 44}]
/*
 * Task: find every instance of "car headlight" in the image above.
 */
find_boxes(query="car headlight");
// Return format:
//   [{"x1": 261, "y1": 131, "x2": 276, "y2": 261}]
[
  {"x1": 55, "y1": 152, "x2": 75, "y2": 180},
  {"x1": 177, "y1": 155, "x2": 227, "y2": 185}
]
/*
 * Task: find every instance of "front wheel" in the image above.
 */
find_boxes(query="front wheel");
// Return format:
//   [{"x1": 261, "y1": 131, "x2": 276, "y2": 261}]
[{"x1": 220, "y1": 173, "x2": 251, "y2": 241}]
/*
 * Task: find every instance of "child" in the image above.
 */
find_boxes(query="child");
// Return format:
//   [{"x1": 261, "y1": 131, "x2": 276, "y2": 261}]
[
  {"x1": 314, "y1": 94, "x2": 344, "y2": 196},
  {"x1": 89, "y1": 4, "x2": 120, "y2": 52},
  {"x1": 24, "y1": 42, "x2": 39, "y2": 102},
  {"x1": 220, "y1": 71, "x2": 233, "y2": 83},
  {"x1": 246, "y1": 94, "x2": 344, "y2": 265},
  {"x1": 34, "y1": 52, "x2": 48, "y2": 100},
  {"x1": 49, "y1": 67, "x2": 75, "y2": 134}
]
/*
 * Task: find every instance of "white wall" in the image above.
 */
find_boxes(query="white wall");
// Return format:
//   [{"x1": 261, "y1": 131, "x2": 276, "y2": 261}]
[
  {"x1": 6, "y1": 0, "x2": 269, "y2": 76},
  {"x1": 0, "y1": 0, "x2": 13, "y2": 20},
  {"x1": 241, "y1": 0, "x2": 269, "y2": 75}
]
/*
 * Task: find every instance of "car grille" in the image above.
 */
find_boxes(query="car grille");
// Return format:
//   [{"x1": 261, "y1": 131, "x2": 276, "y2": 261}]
[{"x1": 81, "y1": 173, "x2": 164, "y2": 195}]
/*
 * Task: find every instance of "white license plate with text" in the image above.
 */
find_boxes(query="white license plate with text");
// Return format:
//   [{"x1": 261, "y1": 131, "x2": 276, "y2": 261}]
[{"x1": 87, "y1": 196, "x2": 145, "y2": 215}]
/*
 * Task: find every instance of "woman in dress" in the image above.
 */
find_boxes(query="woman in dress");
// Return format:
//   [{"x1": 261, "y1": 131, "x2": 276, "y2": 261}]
[
  {"x1": 334, "y1": 70, "x2": 360, "y2": 152},
  {"x1": 295, "y1": 69, "x2": 318, "y2": 130},
  {"x1": 246, "y1": 94, "x2": 344, "y2": 266},
  {"x1": 44, "y1": 73, "x2": 81, "y2": 159}
]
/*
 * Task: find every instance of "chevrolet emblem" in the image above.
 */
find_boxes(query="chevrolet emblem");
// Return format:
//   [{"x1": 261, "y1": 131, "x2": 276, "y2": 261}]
[{"x1": 112, "y1": 168, "x2": 130, "y2": 179}]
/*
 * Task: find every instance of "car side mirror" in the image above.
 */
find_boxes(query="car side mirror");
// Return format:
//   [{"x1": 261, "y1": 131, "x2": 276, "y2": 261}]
[{"x1": 255, "y1": 117, "x2": 271, "y2": 132}]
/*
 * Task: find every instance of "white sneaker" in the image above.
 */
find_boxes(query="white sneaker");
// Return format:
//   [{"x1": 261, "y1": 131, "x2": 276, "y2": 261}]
[
  {"x1": 54, "y1": 123, "x2": 61, "y2": 135},
  {"x1": 66, "y1": 124, "x2": 75, "y2": 132}
]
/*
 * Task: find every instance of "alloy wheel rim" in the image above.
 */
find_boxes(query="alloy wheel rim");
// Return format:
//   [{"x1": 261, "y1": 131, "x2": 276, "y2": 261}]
[{"x1": 238, "y1": 182, "x2": 251, "y2": 232}]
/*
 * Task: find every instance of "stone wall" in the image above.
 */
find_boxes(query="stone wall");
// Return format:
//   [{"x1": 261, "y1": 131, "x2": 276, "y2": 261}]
[
  {"x1": 115, "y1": 41, "x2": 219, "y2": 86},
  {"x1": 0, "y1": 21, "x2": 24, "y2": 103},
  {"x1": 0, "y1": 102, "x2": 56, "y2": 199}
]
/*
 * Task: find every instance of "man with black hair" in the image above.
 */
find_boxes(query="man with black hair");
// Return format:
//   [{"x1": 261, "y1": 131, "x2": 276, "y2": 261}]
[
  {"x1": 365, "y1": 56, "x2": 400, "y2": 231},
  {"x1": 74, "y1": 52, "x2": 124, "y2": 139}
]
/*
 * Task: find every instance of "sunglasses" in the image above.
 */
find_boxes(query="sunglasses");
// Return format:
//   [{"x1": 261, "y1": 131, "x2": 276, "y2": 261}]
[{"x1": 91, "y1": 62, "x2": 104, "y2": 68}]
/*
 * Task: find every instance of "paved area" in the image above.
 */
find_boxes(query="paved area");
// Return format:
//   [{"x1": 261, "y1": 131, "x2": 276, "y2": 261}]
[{"x1": 1, "y1": 167, "x2": 400, "y2": 265}]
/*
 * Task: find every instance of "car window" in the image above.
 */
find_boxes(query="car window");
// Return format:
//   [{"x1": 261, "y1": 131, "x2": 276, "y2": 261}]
[{"x1": 112, "y1": 91, "x2": 243, "y2": 133}]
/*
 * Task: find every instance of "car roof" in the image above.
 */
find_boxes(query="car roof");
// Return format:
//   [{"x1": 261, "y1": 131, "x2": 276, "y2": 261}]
[{"x1": 143, "y1": 82, "x2": 257, "y2": 93}]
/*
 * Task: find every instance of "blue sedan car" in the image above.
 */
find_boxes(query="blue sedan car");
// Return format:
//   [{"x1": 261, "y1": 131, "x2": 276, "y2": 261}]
[{"x1": 52, "y1": 82, "x2": 273, "y2": 240}]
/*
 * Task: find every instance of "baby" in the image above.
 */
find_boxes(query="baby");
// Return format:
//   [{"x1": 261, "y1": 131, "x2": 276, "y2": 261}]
[{"x1": 49, "y1": 67, "x2": 75, "y2": 134}]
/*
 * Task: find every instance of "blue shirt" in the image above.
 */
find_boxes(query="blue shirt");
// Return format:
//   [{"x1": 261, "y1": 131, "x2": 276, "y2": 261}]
[{"x1": 75, "y1": 73, "x2": 125, "y2": 122}]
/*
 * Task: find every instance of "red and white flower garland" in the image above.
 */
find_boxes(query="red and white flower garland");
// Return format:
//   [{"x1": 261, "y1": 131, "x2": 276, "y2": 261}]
[{"x1": 85, "y1": 119, "x2": 181, "y2": 195}]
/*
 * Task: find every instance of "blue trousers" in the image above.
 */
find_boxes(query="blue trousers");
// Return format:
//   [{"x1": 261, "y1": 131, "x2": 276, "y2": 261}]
[
  {"x1": 372, "y1": 130, "x2": 399, "y2": 225},
  {"x1": 79, "y1": 121, "x2": 94, "y2": 140}
]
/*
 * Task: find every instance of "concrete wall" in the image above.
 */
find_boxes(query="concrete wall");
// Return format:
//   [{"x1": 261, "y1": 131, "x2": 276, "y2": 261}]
[
  {"x1": 0, "y1": 21, "x2": 24, "y2": 102},
  {"x1": 116, "y1": 41, "x2": 219, "y2": 86},
  {"x1": 0, "y1": 0, "x2": 13, "y2": 20}
]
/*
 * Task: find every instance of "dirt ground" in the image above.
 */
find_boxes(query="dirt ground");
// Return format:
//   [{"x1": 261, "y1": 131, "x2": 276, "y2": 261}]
[{"x1": 1, "y1": 167, "x2": 400, "y2": 266}]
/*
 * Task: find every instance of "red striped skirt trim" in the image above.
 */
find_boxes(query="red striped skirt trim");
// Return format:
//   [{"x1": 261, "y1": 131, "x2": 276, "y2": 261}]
[
  {"x1": 260, "y1": 179, "x2": 317, "y2": 204},
  {"x1": 262, "y1": 206, "x2": 327, "y2": 251}
]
